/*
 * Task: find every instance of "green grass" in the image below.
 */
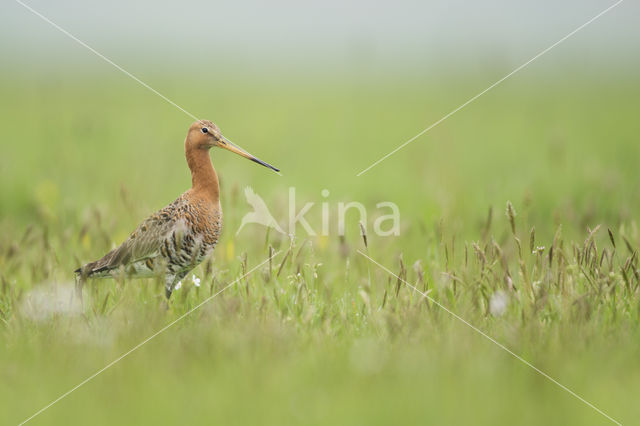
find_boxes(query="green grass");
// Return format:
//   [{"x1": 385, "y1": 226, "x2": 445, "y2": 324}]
[{"x1": 1, "y1": 69, "x2": 639, "y2": 425}]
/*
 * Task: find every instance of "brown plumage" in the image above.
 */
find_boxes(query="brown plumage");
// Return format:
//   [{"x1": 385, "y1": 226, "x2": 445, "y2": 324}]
[{"x1": 76, "y1": 120, "x2": 279, "y2": 299}]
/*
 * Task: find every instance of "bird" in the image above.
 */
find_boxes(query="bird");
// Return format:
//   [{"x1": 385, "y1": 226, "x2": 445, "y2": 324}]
[{"x1": 75, "y1": 120, "x2": 279, "y2": 299}]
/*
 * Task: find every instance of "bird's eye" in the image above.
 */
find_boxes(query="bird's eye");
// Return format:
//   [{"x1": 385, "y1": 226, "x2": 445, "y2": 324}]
[{"x1": 201, "y1": 127, "x2": 209, "y2": 134}]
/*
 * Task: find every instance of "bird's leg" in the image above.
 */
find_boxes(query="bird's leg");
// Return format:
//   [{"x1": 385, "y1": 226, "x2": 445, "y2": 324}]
[
  {"x1": 164, "y1": 273, "x2": 180, "y2": 300},
  {"x1": 164, "y1": 275, "x2": 174, "y2": 299},
  {"x1": 164, "y1": 270, "x2": 189, "y2": 299},
  {"x1": 74, "y1": 274, "x2": 86, "y2": 311}
]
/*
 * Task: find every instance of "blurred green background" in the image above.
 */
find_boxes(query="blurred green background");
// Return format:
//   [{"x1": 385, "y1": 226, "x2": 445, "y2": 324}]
[{"x1": 1, "y1": 1, "x2": 639, "y2": 425}]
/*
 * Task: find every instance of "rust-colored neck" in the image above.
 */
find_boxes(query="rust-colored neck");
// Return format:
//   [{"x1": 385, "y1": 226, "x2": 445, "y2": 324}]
[{"x1": 185, "y1": 143, "x2": 219, "y2": 203}]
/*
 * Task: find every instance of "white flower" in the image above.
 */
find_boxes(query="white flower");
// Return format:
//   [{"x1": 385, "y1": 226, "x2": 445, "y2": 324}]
[
  {"x1": 489, "y1": 291, "x2": 508, "y2": 317},
  {"x1": 532, "y1": 280, "x2": 542, "y2": 291},
  {"x1": 174, "y1": 281, "x2": 182, "y2": 290},
  {"x1": 192, "y1": 274, "x2": 201, "y2": 287}
]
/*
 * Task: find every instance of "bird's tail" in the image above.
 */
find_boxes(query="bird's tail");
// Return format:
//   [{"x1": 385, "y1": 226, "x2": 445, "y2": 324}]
[
  {"x1": 75, "y1": 245, "x2": 126, "y2": 278},
  {"x1": 74, "y1": 252, "x2": 119, "y2": 301}
]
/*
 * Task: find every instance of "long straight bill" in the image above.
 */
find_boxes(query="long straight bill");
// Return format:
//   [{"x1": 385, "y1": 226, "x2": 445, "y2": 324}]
[{"x1": 218, "y1": 136, "x2": 280, "y2": 172}]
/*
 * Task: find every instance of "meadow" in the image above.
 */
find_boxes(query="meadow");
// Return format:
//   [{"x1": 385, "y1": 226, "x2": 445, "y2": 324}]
[{"x1": 1, "y1": 68, "x2": 639, "y2": 425}]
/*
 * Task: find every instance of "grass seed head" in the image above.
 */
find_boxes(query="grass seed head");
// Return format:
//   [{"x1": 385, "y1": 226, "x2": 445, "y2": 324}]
[
  {"x1": 359, "y1": 222, "x2": 368, "y2": 249},
  {"x1": 529, "y1": 226, "x2": 535, "y2": 253},
  {"x1": 608, "y1": 228, "x2": 616, "y2": 249},
  {"x1": 505, "y1": 201, "x2": 517, "y2": 235}
]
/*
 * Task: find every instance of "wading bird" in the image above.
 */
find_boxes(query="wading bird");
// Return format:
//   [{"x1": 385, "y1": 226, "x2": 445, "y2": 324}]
[{"x1": 75, "y1": 120, "x2": 279, "y2": 299}]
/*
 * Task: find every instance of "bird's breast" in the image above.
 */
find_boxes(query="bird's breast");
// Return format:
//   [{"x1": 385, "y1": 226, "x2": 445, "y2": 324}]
[{"x1": 161, "y1": 205, "x2": 222, "y2": 275}]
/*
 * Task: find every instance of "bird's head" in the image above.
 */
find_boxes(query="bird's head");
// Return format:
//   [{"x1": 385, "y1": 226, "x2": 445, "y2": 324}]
[{"x1": 186, "y1": 120, "x2": 279, "y2": 172}]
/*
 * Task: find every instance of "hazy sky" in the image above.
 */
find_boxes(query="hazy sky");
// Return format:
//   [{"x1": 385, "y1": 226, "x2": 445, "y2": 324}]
[{"x1": 2, "y1": 0, "x2": 638, "y2": 72}]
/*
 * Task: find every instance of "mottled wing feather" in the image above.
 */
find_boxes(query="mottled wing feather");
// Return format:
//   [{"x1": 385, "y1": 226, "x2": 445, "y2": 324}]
[{"x1": 77, "y1": 195, "x2": 186, "y2": 276}]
